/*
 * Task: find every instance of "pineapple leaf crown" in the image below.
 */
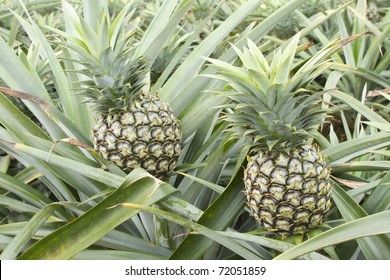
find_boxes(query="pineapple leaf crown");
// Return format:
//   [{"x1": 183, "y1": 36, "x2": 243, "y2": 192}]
[
  {"x1": 58, "y1": 1, "x2": 148, "y2": 114},
  {"x1": 207, "y1": 33, "x2": 337, "y2": 153}
]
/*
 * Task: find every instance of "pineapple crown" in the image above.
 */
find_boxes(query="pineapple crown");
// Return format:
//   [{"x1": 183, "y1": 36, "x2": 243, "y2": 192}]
[
  {"x1": 57, "y1": 1, "x2": 148, "y2": 114},
  {"x1": 82, "y1": 56, "x2": 149, "y2": 114},
  {"x1": 207, "y1": 33, "x2": 334, "y2": 153}
]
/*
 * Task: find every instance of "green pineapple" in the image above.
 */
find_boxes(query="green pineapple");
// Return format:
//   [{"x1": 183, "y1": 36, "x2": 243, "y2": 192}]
[
  {"x1": 208, "y1": 34, "x2": 333, "y2": 235},
  {"x1": 62, "y1": 2, "x2": 182, "y2": 178}
]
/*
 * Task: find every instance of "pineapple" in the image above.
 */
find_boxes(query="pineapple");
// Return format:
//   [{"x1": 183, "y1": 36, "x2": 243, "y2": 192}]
[
  {"x1": 208, "y1": 34, "x2": 332, "y2": 235},
  {"x1": 61, "y1": 2, "x2": 182, "y2": 179}
]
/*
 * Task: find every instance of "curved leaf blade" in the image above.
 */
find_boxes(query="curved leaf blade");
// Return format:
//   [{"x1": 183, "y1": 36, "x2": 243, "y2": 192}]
[
  {"x1": 274, "y1": 211, "x2": 390, "y2": 260},
  {"x1": 18, "y1": 172, "x2": 177, "y2": 259}
]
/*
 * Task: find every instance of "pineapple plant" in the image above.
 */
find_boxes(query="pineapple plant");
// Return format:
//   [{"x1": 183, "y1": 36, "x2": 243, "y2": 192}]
[
  {"x1": 60, "y1": 3, "x2": 182, "y2": 179},
  {"x1": 208, "y1": 34, "x2": 333, "y2": 235}
]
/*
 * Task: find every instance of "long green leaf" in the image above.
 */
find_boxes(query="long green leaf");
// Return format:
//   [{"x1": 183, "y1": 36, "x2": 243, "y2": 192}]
[
  {"x1": 362, "y1": 171, "x2": 390, "y2": 215},
  {"x1": 135, "y1": 0, "x2": 181, "y2": 58},
  {"x1": 18, "y1": 170, "x2": 177, "y2": 259},
  {"x1": 217, "y1": 231, "x2": 329, "y2": 260},
  {"x1": 0, "y1": 196, "x2": 40, "y2": 213},
  {"x1": 0, "y1": 92, "x2": 48, "y2": 142},
  {"x1": 0, "y1": 32, "x2": 64, "y2": 140},
  {"x1": 13, "y1": 6, "x2": 91, "y2": 135},
  {"x1": 332, "y1": 182, "x2": 390, "y2": 259},
  {"x1": 72, "y1": 250, "x2": 166, "y2": 260},
  {"x1": 170, "y1": 159, "x2": 247, "y2": 259},
  {"x1": 138, "y1": 0, "x2": 194, "y2": 63},
  {"x1": 160, "y1": 0, "x2": 264, "y2": 108},
  {"x1": 1, "y1": 204, "x2": 61, "y2": 260},
  {"x1": 121, "y1": 203, "x2": 261, "y2": 260},
  {"x1": 329, "y1": 90, "x2": 389, "y2": 123},
  {"x1": 274, "y1": 211, "x2": 390, "y2": 260},
  {"x1": 0, "y1": 172, "x2": 54, "y2": 209},
  {"x1": 323, "y1": 132, "x2": 390, "y2": 164},
  {"x1": 0, "y1": 221, "x2": 172, "y2": 258}
]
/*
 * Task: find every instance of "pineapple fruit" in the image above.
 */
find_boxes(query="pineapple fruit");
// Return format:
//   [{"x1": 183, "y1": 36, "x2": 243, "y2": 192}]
[
  {"x1": 208, "y1": 34, "x2": 332, "y2": 235},
  {"x1": 62, "y1": 3, "x2": 182, "y2": 179},
  {"x1": 90, "y1": 64, "x2": 182, "y2": 179}
]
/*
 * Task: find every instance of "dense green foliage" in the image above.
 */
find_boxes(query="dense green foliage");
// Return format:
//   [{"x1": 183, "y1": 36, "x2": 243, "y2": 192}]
[{"x1": 0, "y1": 0, "x2": 389, "y2": 260}]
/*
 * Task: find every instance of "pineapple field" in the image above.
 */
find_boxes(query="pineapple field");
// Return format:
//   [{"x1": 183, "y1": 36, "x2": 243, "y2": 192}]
[{"x1": 0, "y1": 0, "x2": 389, "y2": 261}]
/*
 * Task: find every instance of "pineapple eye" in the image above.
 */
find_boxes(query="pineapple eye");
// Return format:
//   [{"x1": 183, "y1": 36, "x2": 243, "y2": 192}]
[
  {"x1": 261, "y1": 220, "x2": 274, "y2": 231},
  {"x1": 302, "y1": 161, "x2": 316, "y2": 176},
  {"x1": 134, "y1": 111, "x2": 147, "y2": 124},
  {"x1": 163, "y1": 126, "x2": 174, "y2": 138},
  {"x1": 259, "y1": 209, "x2": 273, "y2": 220},
  {"x1": 291, "y1": 223, "x2": 309, "y2": 233},
  {"x1": 260, "y1": 196, "x2": 278, "y2": 211},
  {"x1": 268, "y1": 184, "x2": 285, "y2": 200},
  {"x1": 286, "y1": 174, "x2": 304, "y2": 189},
  {"x1": 121, "y1": 126, "x2": 136, "y2": 142},
  {"x1": 141, "y1": 156, "x2": 157, "y2": 171},
  {"x1": 276, "y1": 153, "x2": 289, "y2": 166},
  {"x1": 273, "y1": 217, "x2": 293, "y2": 231},
  {"x1": 244, "y1": 177, "x2": 254, "y2": 191},
  {"x1": 254, "y1": 174, "x2": 270, "y2": 188},
  {"x1": 92, "y1": 131, "x2": 103, "y2": 142},
  {"x1": 302, "y1": 178, "x2": 318, "y2": 193},
  {"x1": 248, "y1": 160, "x2": 260, "y2": 173},
  {"x1": 316, "y1": 180, "x2": 329, "y2": 194},
  {"x1": 309, "y1": 213, "x2": 324, "y2": 226},
  {"x1": 249, "y1": 188, "x2": 262, "y2": 201},
  {"x1": 116, "y1": 141, "x2": 131, "y2": 156},
  {"x1": 150, "y1": 127, "x2": 163, "y2": 140},
  {"x1": 168, "y1": 158, "x2": 178, "y2": 171},
  {"x1": 104, "y1": 132, "x2": 117, "y2": 150},
  {"x1": 110, "y1": 121, "x2": 122, "y2": 137},
  {"x1": 141, "y1": 100, "x2": 152, "y2": 109},
  {"x1": 284, "y1": 190, "x2": 302, "y2": 206},
  {"x1": 276, "y1": 204, "x2": 294, "y2": 216},
  {"x1": 132, "y1": 141, "x2": 147, "y2": 155},
  {"x1": 120, "y1": 112, "x2": 135, "y2": 124},
  {"x1": 260, "y1": 159, "x2": 275, "y2": 176},
  {"x1": 293, "y1": 208, "x2": 310, "y2": 223},
  {"x1": 97, "y1": 123, "x2": 107, "y2": 134},
  {"x1": 174, "y1": 142, "x2": 181, "y2": 154},
  {"x1": 156, "y1": 157, "x2": 170, "y2": 172},
  {"x1": 314, "y1": 162, "x2": 325, "y2": 176},
  {"x1": 162, "y1": 141, "x2": 175, "y2": 156},
  {"x1": 300, "y1": 194, "x2": 316, "y2": 210},
  {"x1": 107, "y1": 152, "x2": 123, "y2": 166},
  {"x1": 97, "y1": 145, "x2": 108, "y2": 156},
  {"x1": 136, "y1": 126, "x2": 151, "y2": 142},
  {"x1": 106, "y1": 114, "x2": 117, "y2": 124},
  {"x1": 315, "y1": 195, "x2": 328, "y2": 211},
  {"x1": 148, "y1": 142, "x2": 163, "y2": 157},
  {"x1": 288, "y1": 157, "x2": 303, "y2": 173},
  {"x1": 270, "y1": 167, "x2": 288, "y2": 185},
  {"x1": 248, "y1": 198, "x2": 259, "y2": 213},
  {"x1": 147, "y1": 112, "x2": 159, "y2": 123},
  {"x1": 124, "y1": 157, "x2": 140, "y2": 168}
]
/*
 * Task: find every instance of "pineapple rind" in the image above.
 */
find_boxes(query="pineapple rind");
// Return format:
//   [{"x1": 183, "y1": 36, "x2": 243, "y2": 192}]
[
  {"x1": 92, "y1": 94, "x2": 182, "y2": 178},
  {"x1": 244, "y1": 145, "x2": 332, "y2": 235}
]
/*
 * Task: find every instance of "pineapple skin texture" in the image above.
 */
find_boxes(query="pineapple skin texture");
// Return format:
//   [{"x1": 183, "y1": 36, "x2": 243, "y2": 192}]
[
  {"x1": 92, "y1": 94, "x2": 182, "y2": 178},
  {"x1": 244, "y1": 145, "x2": 332, "y2": 235}
]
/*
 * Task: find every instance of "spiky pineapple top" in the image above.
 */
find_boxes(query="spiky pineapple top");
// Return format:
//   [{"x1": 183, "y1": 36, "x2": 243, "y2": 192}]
[
  {"x1": 208, "y1": 34, "x2": 329, "y2": 152},
  {"x1": 82, "y1": 56, "x2": 149, "y2": 114},
  {"x1": 58, "y1": 1, "x2": 146, "y2": 113}
]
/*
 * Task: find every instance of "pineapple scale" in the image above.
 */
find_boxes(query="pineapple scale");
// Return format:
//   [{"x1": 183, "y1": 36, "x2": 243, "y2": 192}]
[{"x1": 244, "y1": 145, "x2": 332, "y2": 235}]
